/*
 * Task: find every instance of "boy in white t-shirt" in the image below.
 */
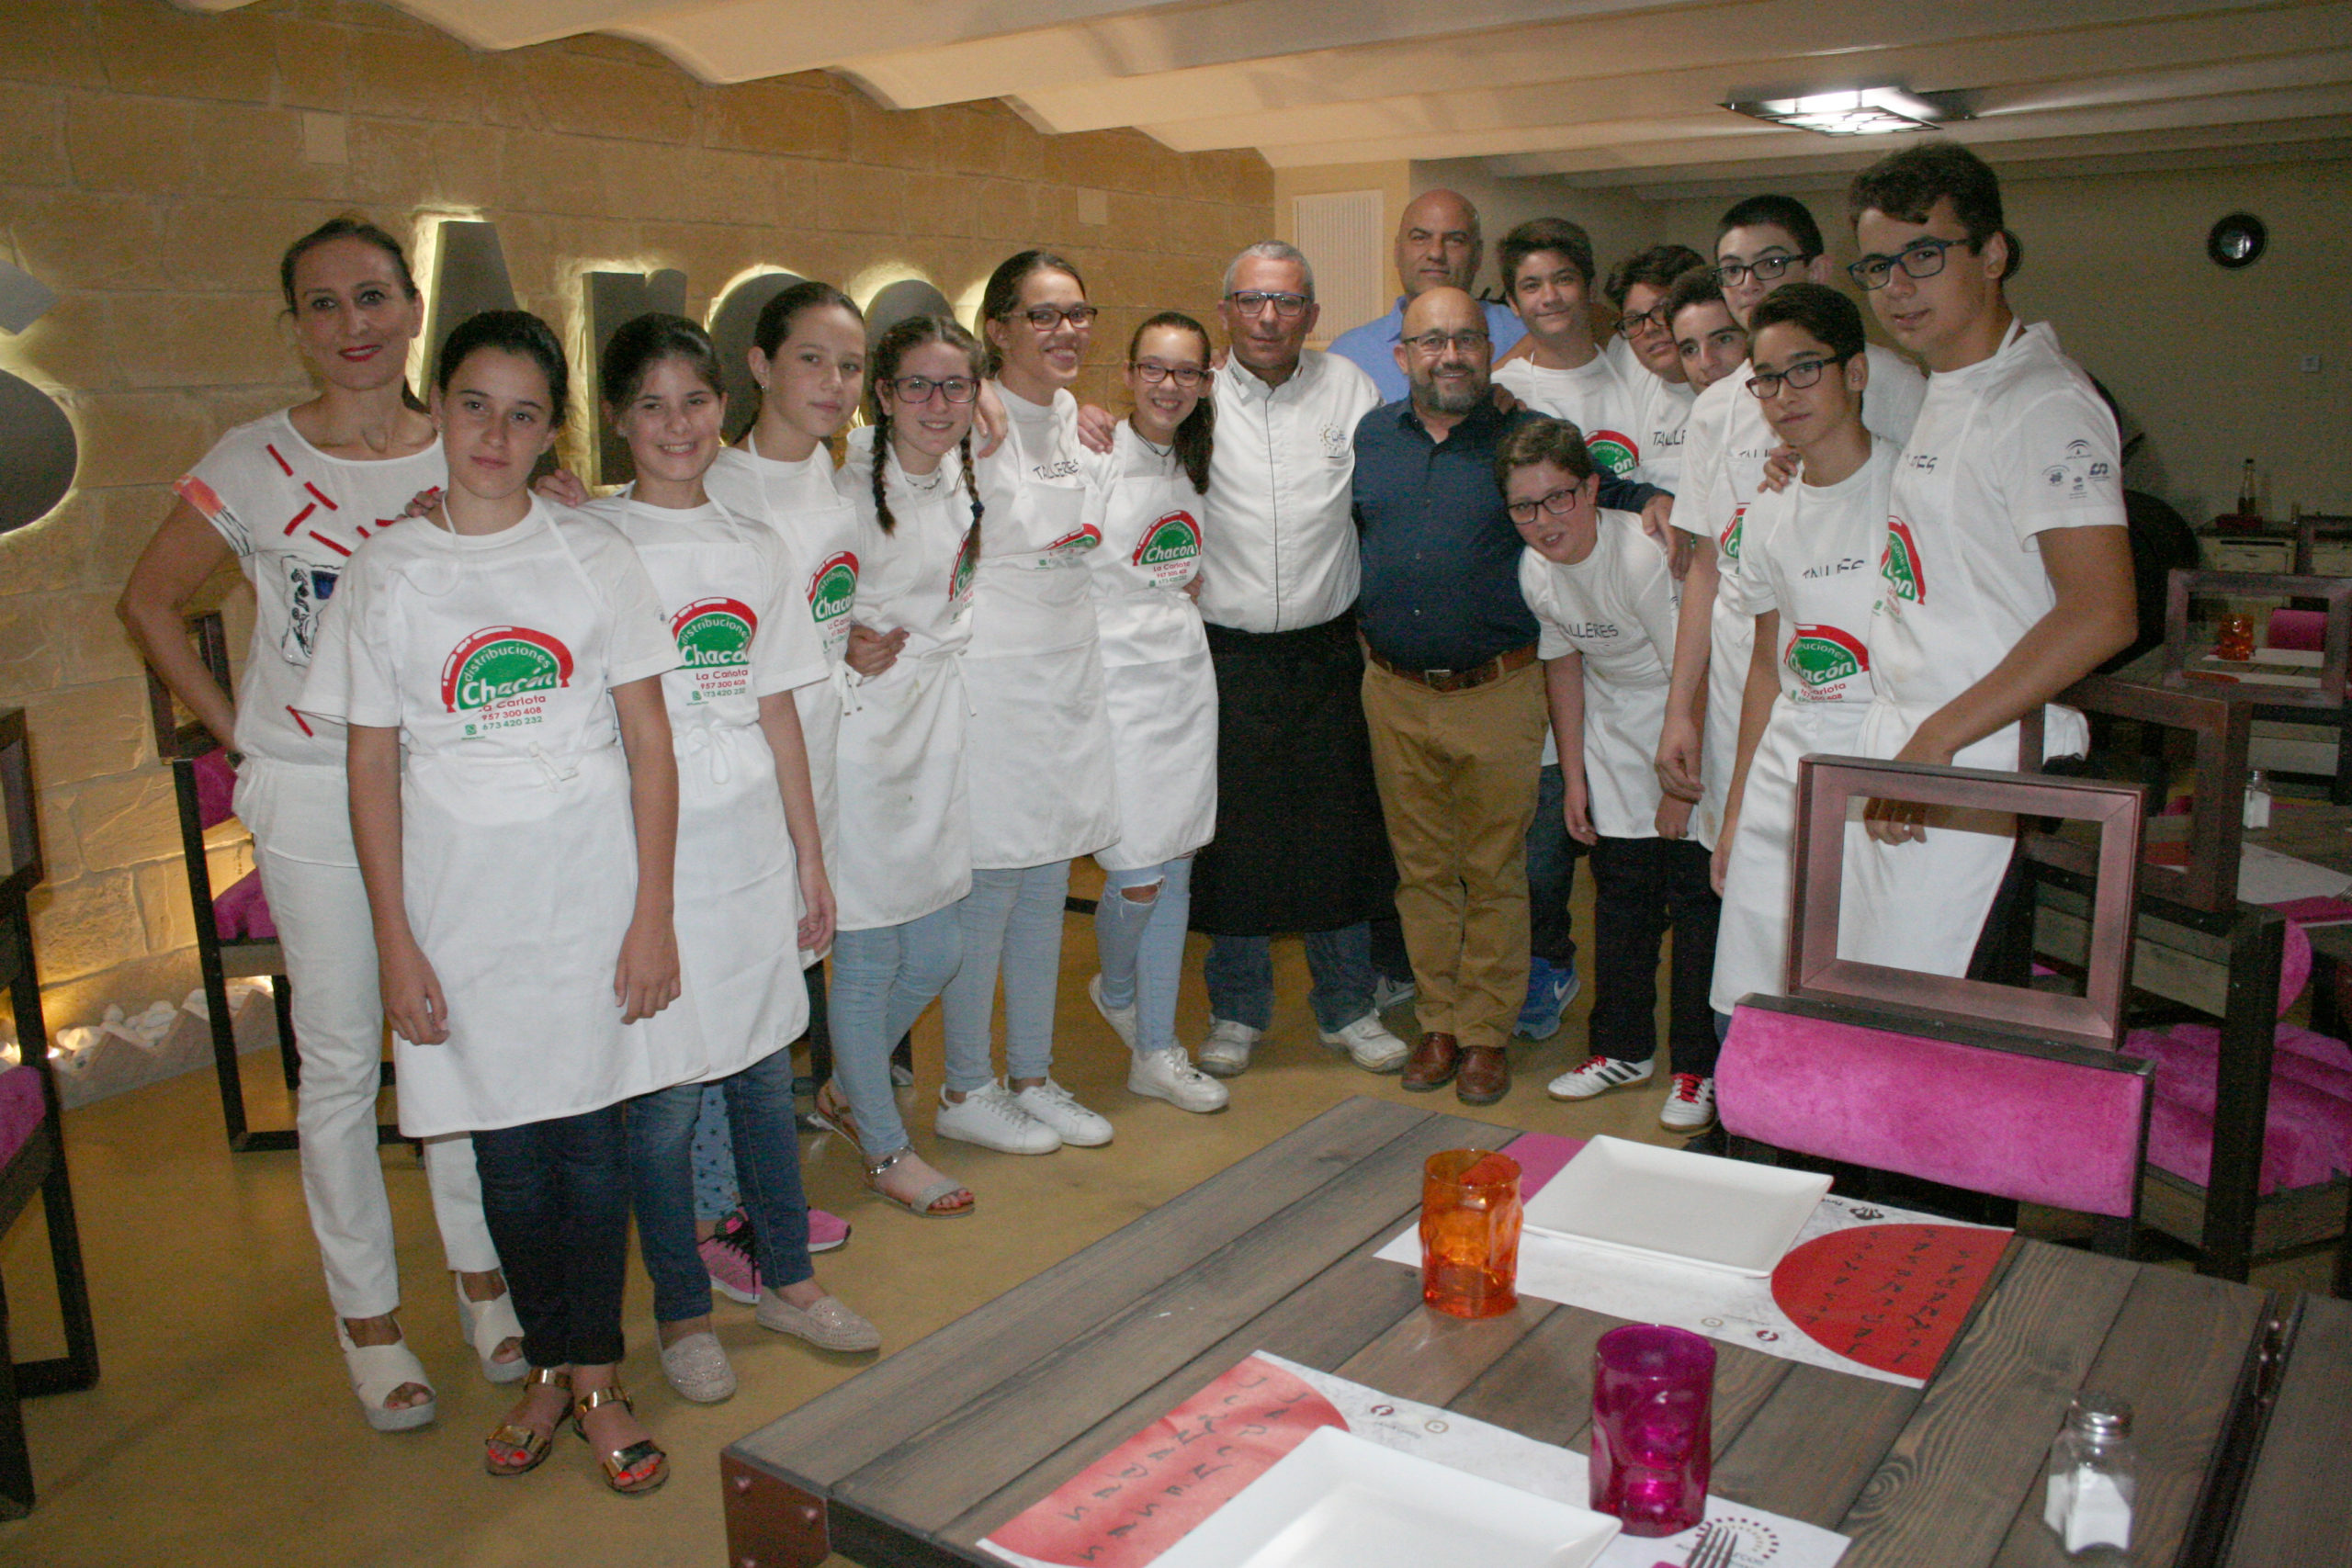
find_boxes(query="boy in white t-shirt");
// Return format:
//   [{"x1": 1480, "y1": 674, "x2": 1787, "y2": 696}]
[
  {"x1": 1507, "y1": 418, "x2": 1721, "y2": 1127},
  {"x1": 1601, "y1": 243, "x2": 1707, "y2": 494},
  {"x1": 1841, "y1": 142, "x2": 2136, "y2": 975}
]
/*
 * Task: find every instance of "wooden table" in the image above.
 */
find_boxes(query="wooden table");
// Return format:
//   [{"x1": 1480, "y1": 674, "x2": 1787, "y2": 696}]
[{"x1": 724, "y1": 1099, "x2": 2305, "y2": 1568}]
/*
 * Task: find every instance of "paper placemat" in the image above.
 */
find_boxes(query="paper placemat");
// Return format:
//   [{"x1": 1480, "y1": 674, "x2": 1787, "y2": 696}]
[
  {"x1": 979, "y1": 1351, "x2": 1849, "y2": 1568},
  {"x1": 1372, "y1": 1134, "x2": 2009, "y2": 1389}
]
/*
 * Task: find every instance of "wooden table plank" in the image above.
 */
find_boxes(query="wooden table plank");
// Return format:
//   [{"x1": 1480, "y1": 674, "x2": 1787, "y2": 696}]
[
  {"x1": 834, "y1": 1105, "x2": 1485, "y2": 1531},
  {"x1": 1713, "y1": 1361, "x2": 1922, "y2": 1527},
  {"x1": 2229, "y1": 1293, "x2": 2352, "y2": 1566},
  {"x1": 1987, "y1": 1267, "x2": 2272, "y2": 1568},
  {"x1": 1838, "y1": 1245, "x2": 2140, "y2": 1567},
  {"x1": 731, "y1": 1096, "x2": 1434, "y2": 1489}
]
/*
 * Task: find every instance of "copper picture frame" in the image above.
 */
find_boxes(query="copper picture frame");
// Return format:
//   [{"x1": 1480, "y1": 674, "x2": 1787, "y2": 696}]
[
  {"x1": 1789, "y1": 756, "x2": 2144, "y2": 1054},
  {"x1": 2161, "y1": 569, "x2": 2352, "y2": 712}
]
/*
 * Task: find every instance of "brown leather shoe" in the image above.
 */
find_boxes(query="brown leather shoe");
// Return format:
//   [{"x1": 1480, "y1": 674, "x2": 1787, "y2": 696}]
[
  {"x1": 1399, "y1": 1032, "x2": 1460, "y2": 1092},
  {"x1": 1454, "y1": 1045, "x2": 1510, "y2": 1106}
]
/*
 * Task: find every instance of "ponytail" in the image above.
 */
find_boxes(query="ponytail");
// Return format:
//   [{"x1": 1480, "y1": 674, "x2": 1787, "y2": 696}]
[
  {"x1": 957, "y1": 434, "x2": 984, "y2": 559},
  {"x1": 869, "y1": 408, "x2": 898, "y2": 536}
]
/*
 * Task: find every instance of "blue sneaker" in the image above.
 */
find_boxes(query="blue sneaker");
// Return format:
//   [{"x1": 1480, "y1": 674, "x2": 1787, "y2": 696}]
[{"x1": 1516, "y1": 957, "x2": 1581, "y2": 1041}]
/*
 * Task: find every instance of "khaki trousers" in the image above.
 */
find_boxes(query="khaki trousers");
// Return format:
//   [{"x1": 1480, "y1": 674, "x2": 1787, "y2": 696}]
[{"x1": 1361, "y1": 657, "x2": 1547, "y2": 1053}]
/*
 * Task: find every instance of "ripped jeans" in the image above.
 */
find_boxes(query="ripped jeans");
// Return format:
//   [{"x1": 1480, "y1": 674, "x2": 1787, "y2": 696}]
[{"x1": 1092, "y1": 857, "x2": 1194, "y2": 1057}]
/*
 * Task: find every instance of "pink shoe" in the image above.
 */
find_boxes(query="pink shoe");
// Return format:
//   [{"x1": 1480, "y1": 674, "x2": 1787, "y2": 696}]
[
  {"x1": 808, "y1": 1209, "x2": 852, "y2": 1255},
  {"x1": 702, "y1": 1210, "x2": 854, "y2": 1305}
]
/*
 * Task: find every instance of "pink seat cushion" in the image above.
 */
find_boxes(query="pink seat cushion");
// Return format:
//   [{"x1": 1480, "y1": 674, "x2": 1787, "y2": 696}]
[
  {"x1": 0, "y1": 1063, "x2": 45, "y2": 1169},
  {"x1": 213, "y1": 869, "x2": 277, "y2": 941},
  {"x1": 2267, "y1": 608, "x2": 2327, "y2": 652},
  {"x1": 2120, "y1": 1022, "x2": 2352, "y2": 1193},
  {"x1": 1718, "y1": 1006, "x2": 2148, "y2": 1217},
  {"x1": 193, "y1": 746, "x2": 239, "y2": 829}
]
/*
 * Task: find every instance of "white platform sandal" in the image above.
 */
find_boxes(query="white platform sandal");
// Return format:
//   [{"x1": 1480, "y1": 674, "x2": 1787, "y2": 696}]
[
  {"x1": 454, "y1": 1276, "x2": 528, "y2": 1384},
  {"x1": 334, "y1": 1319, "x2": 437, "y2": 1432}
]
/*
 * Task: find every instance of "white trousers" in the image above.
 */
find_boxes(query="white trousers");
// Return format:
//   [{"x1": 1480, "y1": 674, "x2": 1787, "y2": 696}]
[{"x1": 258, "y1": 846, "x2": 500, "y2": 1317}]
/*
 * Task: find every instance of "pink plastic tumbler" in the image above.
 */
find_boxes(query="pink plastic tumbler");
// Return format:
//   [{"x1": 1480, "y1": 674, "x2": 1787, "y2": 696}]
[{"x1": 1589, "y1": 1324, "x2": 1714, "y2": 1536}]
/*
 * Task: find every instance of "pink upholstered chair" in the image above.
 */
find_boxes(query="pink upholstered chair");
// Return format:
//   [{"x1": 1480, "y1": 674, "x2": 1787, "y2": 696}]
[{"x1": 1716, "y1": 756, "x2": 2155, "y2": 1250}]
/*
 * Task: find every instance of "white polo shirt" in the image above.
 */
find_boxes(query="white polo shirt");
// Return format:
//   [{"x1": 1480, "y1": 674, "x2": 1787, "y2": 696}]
[{"x1": 1197, "y1": 348, "x2": 1381, "y2": 633}]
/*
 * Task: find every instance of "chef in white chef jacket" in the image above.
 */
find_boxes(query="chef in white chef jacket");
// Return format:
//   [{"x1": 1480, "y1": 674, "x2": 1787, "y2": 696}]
[
  {"x1": 1708, "y1": 286, "x2": 1900, "y2": 1029},
  {"x1": 1657, "y1": 196, "x2": 1926, "y2": 854},
  {"x1": 1839, "y1": 143, "x2": 2135, "y2": 976}
]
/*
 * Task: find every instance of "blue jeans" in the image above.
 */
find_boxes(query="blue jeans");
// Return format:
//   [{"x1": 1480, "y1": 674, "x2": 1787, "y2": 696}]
[
  {"x1": 1204, "y1": 922, "x2": 1374, "y2": 1033},
  {"x1": 628, "y1": 1046, "x2": 814, "y2": 1325},
  {"x1": 472, "y1": 1106, "x2": 630, "y2": 1369},
  {"x1": 829, "y1": 906, "x2": 963, "y2": 1160},
  {"x1": 941, "y1": 862, "x2": 1069, "y2": 1089},
  {"x1": 1095, "y1": 857, "x2": 1193, "y2": 1056},
  {"x1": 1527, "y1": 763, "x2": 1584, "y2": 969}
]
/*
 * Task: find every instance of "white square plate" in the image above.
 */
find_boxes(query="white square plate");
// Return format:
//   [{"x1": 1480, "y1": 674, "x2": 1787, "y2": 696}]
[
  {"x1": 1149, "y1": 1427, "x2": 1620, "y2": 1568},
  {"x1": 1519, "y1": 1135, "x2": 1832, "y2": 1276}
]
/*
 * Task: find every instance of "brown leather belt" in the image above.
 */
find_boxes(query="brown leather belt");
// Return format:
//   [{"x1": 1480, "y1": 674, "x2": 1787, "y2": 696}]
[{"x1": 1363, "y1": 640, "x2": 1538, "y2": 694}]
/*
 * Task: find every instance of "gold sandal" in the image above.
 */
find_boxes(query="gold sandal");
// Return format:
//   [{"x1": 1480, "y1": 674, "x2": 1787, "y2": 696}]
[
  {"x1": 482, "y1": 1366, "x2": 571, "y2": 1476},
  {"x1": 811, "y1": 1079, "x2": 865, "y2": 1155},
  {"x1": 573, "y1": 1382, "x2": 668, "y2": 1496}
]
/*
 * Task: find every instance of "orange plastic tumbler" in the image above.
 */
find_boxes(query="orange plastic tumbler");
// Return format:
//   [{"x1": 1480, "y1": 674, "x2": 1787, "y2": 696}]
[
  {"x1": 1420, "y1": 1148, "x2": 1523, "y2": 1319},
  {"x1": 2216, "y1": 613, "x2": 2256, "y2": 661}
]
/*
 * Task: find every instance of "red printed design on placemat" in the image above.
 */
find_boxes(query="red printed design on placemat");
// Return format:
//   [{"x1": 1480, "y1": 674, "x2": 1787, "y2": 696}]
[
  {"x1": 985, "y1": 1354, "x2": 1346, "y2": 1568},
  {"x1": 1770, "y1": 1223, "x2": 2006, "y2": 1382}
]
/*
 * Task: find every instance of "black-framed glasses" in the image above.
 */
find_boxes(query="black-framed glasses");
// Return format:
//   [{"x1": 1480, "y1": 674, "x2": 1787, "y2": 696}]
[
  {"x1": 1403, "y1": 329, "x2": 1489, "y2": 356},
  {"x1": 1018, "y1": 304, "x2": 1099, "y2": 330},
  {"x1": 1132, "y1": 361, "x2": 1210, "y2": 388},
  {"x1": 1620, "y1": 305, "x2": 1671, "y2": 338},
  {"x1": 1713, "y1": 252, "x2": 1814, "y2": 288},
  {"x1": 1848, "y1": 237, "x2": 1960, "y2": 290},
  {"x1": 888, "y1": 374, "x2": 978, "y2": 405},
  {"x1": 1745, "y1": 353, "x2": 1853, "y2": 400},
  {"x1": 1225, "y1": 290, "x2": 1311, "y2": 319},
  {"x1": 1506, "y1": 485, "x2": 1584, "y2": 525}
]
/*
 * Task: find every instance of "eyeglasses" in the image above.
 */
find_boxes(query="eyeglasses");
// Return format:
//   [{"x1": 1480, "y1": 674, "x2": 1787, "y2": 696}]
[
  {"x1": 1506, "y1": 485, "x2": 1585, "y2": 525},
  {"x1": 1621, "y1": 305, "x2": 1671, "y2": 339},
  {"x1": 1745, "y1": 353, "x2": 1853, "y2": 400},
  {"x1": 1713, "y1": 252, "x2": 1814, "y2": 288},
  {"x1": 1132, "y1": 361, "x2": 1210, "y2": 388},
  {"x1": 1017, "y1": 304, "x2": 1099, "y2": 330},
  {"x1": 1848, "y1": 237, "x2": 1960, "y2": 291},
  {"x1": 1403, "y1": 329, "x2": 1490, "y2": 355},
  {"x1": 888, "y1": 375, "x2": 978, "y2": 405},
  {"x1": 1225, "y1": 290, "x2": 1311, "y2": 319}
]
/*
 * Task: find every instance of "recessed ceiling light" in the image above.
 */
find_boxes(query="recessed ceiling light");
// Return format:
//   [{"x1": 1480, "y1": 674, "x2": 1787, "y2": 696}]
[{"x1": 1724, "y1": 87, "x2": 1968, "y2": 137}]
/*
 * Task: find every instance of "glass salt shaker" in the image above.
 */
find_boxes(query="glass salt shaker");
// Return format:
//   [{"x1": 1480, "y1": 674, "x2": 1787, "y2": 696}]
[
  {"x1": 2043, "y1": 1392, "x2": 2136, "y2": 1560},
  {"x1": 2245, "y1": 768, "x2": 2272, "y2": 830}
]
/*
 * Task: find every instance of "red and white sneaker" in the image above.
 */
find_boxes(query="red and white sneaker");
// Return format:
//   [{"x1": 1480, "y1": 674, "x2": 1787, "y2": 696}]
[
  {"x1": 1545, "y1": 1055, "x2": 1656, "y2": 1101},
  {"x1": 1659, "y1": 1074, "x2": 1716, "y2": 1133}
]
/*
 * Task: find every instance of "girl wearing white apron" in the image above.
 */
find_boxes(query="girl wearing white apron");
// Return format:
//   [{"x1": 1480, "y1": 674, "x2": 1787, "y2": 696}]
[
  {"x1": 1709, "y1": 290, "x2": 1899, "y2": 1111},
  {"x1": 822, "y1": 314, "x2": 989, "y2": 1219},
  {"x1": 1080, "y1": 314, "x2": 1230, "y2": 1114},
  {"x1": 934, "y1": 251, "x2": 1122, "y2": 1157},
  {"x1": 583, "y1": 314, "x2": 878, "y2": 1407},
  {"x1": 119, "y1": 217, "x2": 519, "y2": 1431},
  {"x1": 300, "y1": 310, "x2": 684, "y2": 1495}
]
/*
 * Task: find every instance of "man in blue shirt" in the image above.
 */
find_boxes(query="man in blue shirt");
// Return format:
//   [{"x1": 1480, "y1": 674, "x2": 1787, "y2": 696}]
[
  {"x1": 1355, "y1": 287, "x2": 1656, "y2": 1105},
  {"x1": 1329, "y1": 190, "x2": 1527, "y2": 403}
]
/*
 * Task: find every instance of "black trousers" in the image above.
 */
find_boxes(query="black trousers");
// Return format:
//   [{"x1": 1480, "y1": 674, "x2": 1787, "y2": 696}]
[
  {"x1": 1587, "y1": 835, "x2": 1721, "y2": 1076},
  {"x1": 473, "y1": 1105, "x2": 631, "y2": 1369}
]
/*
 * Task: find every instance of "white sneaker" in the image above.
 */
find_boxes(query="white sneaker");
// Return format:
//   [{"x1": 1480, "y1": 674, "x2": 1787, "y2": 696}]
[
  {"x1": 1088, "y1": 975, "x2": 1138, "y2": 1051},
  {"x1": 1546, "y1": 1055, "x2": 1657, "y2": 1101},
  {"x1": 1015, "y1": 1077, "x2": 1114, "y2": 1147},
  {"x1": 1374, "y1": 974, "x2": 1419, "y2": 1011},
  {"x1": 1197, "y1": 1019, "x2": 1262, "y2": 1079},
  {"x1": 934, "y1": 1081, "x2": 1062, "y2": 1154},
  {"x1": 1317, "y1": 1012, "x2": 1410, "y2": 1073},
  {"x1": 1128, "y1": 1047, "x2": 1230, "y2": 1113},
  {"x1": 1659, "y1": 1074, "x2": 1717, "y2": 1133}
]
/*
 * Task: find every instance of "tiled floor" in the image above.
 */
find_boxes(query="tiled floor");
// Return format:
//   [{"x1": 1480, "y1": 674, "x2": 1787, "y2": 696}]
[{"x1": 0, "y1": 886, "x2": 2335, "y2": 1565}]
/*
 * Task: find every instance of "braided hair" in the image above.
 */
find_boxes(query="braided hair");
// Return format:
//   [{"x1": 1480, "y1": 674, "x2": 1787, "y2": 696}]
[{"x1": 865, "y1": 312, "x2": 987, "y2": 557}]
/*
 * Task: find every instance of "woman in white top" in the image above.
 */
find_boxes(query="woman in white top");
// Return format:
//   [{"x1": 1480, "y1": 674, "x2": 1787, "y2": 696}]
[
  {"x1": 118, "y1": 217, "x2": 521, "y2": 1432},
  {"x1": 582, "y1": 313, "x2": 877, "y2": 1407},
  {"x1": 1080, "y1": 313, "x2": 1229, "y2": 1112},
  {"x1": 301, "y1": 310, "x2": 683, "y2": 1495},
  {"x1": 823, "y1": 314, "x2": 990, "y2": 1218},
  {"x1": 933, "y1": 252, "x2": 1122, "y2": 1157}
]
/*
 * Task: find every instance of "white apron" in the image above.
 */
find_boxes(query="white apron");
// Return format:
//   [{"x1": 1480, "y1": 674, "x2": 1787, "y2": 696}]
[
  {"x1": 599, "y1": 498, "x2": 814, "y2": 1085},
  {"x1": 832, "y1": 439, "x2": 979, "y2": 930},
  {"x1": 1082, "y1": 426, "x2": 1217, "y2": 870},
  {"x1": 705, "y1": 446, "x2": 860, "y2": 964},
  {"x1": 965, "y1": 395, "x2": 1120, "y2": 869},
  {"x1": 379, "y1": 513, "x2": 666, "y2": 1136}
]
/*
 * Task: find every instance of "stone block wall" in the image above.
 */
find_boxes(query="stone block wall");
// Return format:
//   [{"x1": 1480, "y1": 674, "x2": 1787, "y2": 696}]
[{"x1": 0, "y1": 0, "x2": 1274, "y2": 1028}]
